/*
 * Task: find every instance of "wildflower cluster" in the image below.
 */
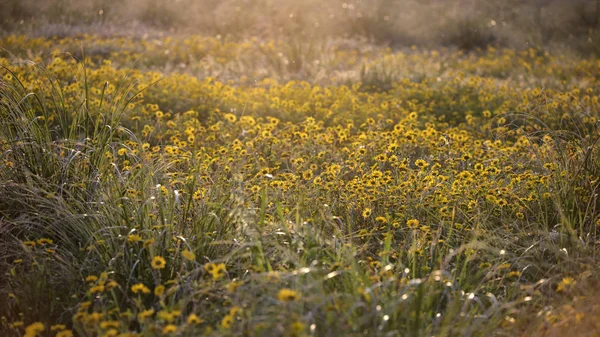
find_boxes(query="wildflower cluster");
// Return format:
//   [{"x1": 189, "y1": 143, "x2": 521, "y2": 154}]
[{"x1": 1, "y1": 34, "x2": 599, "y2": 336}]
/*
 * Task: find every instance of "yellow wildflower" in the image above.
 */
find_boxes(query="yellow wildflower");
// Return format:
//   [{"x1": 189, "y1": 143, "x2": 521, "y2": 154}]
[
  {"x1": 138, "y1": 309, "x2": 155, "y2": 320},
  {"x1": 278, "y1": 288, "x2": 301, "y2": 302},
  {"x1": 362, "y1": 208, "x2": 372, "y2": 219},
  {"x1": 154, "y1": 284, "x2": 166, "y2": 296},
  {"x1": 162, "y1": 324, "x2": 177, "y2": 334},
  {"x1": 182, "y1": 249, "x2": 196, "y2": 261},
  {"x1": 187, "y1": 313, "x2": 203, "y2": 325},
  {"x1": 151, "y1": 256, "x2": 166, "y2": 269},
  {"x1": 557, "y1": 277, "x2": 576, "y2": 292},
  {"x1": 131, "y1": 283, "x2": 151, "y2": 294},
  {"x1": 24, "y1": 322, "x2": 45, "y2": 337},
  {"x1": 406, "y1": 219, "x2": 420, "y2": 229}
]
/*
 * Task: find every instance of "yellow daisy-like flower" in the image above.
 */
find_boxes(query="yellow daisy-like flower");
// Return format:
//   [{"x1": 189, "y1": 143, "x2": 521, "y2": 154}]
[
  {"x1": 105, "y1": 280, "x2": 119, "y2": 290},
  {"x1": 277, "y1": 288, "x2": 301, "y2": 302},
  {"x1": 100, "y1": 321, "x2": 120, "y2": 329},
  {"x1": 162, "y1": 324, "x2": 177, "y2": 334},
  {"x1": 131, "y1": 283, "x2": 151, "y2": 294},
  {"x1": 138, "y1": 309, "x2": 155, "y2": 320},
  {"x1": 414, "y1": 159, "x2": 429, "y2": 169},
  {"x1": 406, "y1": 219, "x2": 420, "y2": 229},
  {"x1": 152, "y1": 256, "x2": 166, "y2": 269},
  {"x1": 24, "y1": 322, "x2": 45, "y2": 337},
  {"x1": 362, "y1": 208, "x2": 372, "y2": 219},
  {"x1": 224, "y1": 113, "x2": 237, "y2": 123},
  {"x1": 158, "y1": 310, "x2": 181, "y2": 322},
  {"x1": 221, "y1": 314, "x2": 234, "y2": 329},
  {"x1": 204, "y1": 262, "x2": 227, "y2": 279},
  {"x1": 86, "y1": 275, "x2": 98, "y2": 283},
  {"x1": 375, "y1": 216, "x2": 387, "y2": 224},
  {"x1": 50, "y1": 324, "x2": 66, "y2": 331},
  {"x1": 90, "y1": 284, "x2": 105, "y2": 294},
  {"x1": 154, "y1": 284, "x2": 166, "y2": 296},
  {"x1": 182, "y1": 249, "x2": 196, "y2": 261},
  {"x1": 557, "y1": 277, "x2": 576, "y2": 292},
  {"x1": 127, "y1": 234, "x2": 142, "y2": 243},
  {"x1": 187, "y1": 313, "x2": 203, "y2": 325},
  {"x1": 302, "y1": 169, "x2": 314, "y2": 180}
]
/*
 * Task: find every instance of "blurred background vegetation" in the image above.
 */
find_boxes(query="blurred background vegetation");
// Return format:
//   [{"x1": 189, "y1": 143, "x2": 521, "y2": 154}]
[{"x1": 1, "y1": 0, "x2": 599, "y2": 56}]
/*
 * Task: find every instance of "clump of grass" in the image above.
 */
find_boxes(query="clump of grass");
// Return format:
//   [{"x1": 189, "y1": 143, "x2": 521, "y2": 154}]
[{"x1": 0, "y1": 58, "x2": 135, "y2": 320}]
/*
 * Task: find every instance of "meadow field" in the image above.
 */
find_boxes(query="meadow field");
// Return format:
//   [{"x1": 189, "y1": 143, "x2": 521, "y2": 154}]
[{"x1": 1, "y1": 1, "x2": 600, "y2": 336}]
